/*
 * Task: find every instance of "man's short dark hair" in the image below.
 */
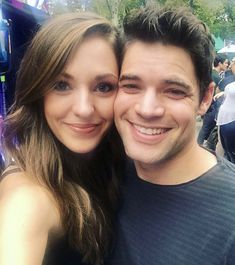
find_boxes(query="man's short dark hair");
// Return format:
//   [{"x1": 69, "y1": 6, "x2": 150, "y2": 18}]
[
  {"x1": 122, "y1": 4, "x2": 215, "y2": 101},
  {"x1": 214, "y1": 55, "x2": 227, "y2": 67}
]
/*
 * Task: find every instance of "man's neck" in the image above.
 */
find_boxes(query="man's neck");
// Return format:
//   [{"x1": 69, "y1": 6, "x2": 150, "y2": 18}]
[
  {"x1": 214, "y1": 67, "x2": 221, "y2": 74},
  {"x1": 134, "y1": 143, "x2": 217, "y2": 185}
]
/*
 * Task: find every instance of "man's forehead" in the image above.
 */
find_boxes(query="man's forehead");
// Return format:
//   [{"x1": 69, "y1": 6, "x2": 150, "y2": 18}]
[
  {"x1": 122, "y1": 44, "x2": 194, "y2": 72},
  {"x1": 120, "y1": 42, "x2": 199, "y2": 92},
  {"x1": 122, "y1": 41, "x2": 193, "y2": 66}
]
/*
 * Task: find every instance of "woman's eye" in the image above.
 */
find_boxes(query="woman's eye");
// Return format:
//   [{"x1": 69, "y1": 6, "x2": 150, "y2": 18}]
[
  {"x1": 96, "y1": 82, "x2": 116, "y2": 93},
  {"x1": 54, "y1": 81, "x2": 70, "y2": 91}
]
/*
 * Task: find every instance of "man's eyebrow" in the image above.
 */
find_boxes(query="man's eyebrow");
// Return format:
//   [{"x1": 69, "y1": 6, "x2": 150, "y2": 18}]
[
  {"x1": 119, "y1": 74, "x2": 141, "y2": 82},
  {"x1": 165, "y1": 79, "x2": 191, "y2": 90},
  {"x1": 119, "y1": 75, "x2": 192, "y2": 90}
]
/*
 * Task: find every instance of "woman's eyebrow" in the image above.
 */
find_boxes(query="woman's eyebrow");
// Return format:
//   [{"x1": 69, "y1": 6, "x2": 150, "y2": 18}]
[{"x1": 95, "y1": 73, "x2": 118, "y2": 81}]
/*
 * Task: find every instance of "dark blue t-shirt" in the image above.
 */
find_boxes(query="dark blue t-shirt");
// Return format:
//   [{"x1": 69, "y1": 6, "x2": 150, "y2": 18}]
[{"x1": 109, "y1": 157, "x2": 235, "y2": 265}]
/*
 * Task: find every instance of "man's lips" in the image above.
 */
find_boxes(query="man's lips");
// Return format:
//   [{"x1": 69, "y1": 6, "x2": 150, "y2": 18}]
[
  {"x1": 133, "y1": 123, "x2": 170, "y2": 135},
  {"x1": 127, "y1": 121, "x2": 172, "y2": 144}
]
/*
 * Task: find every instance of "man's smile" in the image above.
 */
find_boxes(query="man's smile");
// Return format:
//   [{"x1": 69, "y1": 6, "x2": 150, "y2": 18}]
[{"x1": 133, "y1": 123, "x2": 170, "y2": 135}]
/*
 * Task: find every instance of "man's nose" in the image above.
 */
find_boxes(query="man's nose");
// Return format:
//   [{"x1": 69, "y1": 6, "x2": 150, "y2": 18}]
[{"x1": 135, "y1": 89, "x2": 165, "y2": 118}]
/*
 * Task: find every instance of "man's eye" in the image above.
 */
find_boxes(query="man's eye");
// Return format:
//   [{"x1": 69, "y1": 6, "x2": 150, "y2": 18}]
[
  {"x1": 121, "y1": 83, "x2": 138, "y2": 89},
  {"x1": 54, "y1": 81, "x2": 70, "y2": 91},
  {"x1": 96, "y1": 82, "x2": 116, "y2": 93},
  {"x1": 166, "y1": 89, "x2": 187, "y2": 98},
  {"x1": 119, "y1": 83, "x2": 140, "y2": 94}
]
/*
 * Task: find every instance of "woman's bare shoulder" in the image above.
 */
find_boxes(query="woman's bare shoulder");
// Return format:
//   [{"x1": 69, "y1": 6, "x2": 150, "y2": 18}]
[
  {"x1": 0, "y1": 169, "x2": 62, "y2": 264},
  {"x1": 0, "y1": 168, "x2": 61, "y2": 231}
]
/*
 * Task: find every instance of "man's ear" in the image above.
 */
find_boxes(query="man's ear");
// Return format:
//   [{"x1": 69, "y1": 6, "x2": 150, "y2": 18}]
[{"x1": 197, "y1": 82, "x2": 214, "y2": 116}]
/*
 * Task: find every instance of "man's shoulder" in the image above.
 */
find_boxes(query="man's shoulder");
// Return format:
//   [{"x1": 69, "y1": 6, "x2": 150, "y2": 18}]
[
  {"x1": 205, "y1": 156, "x2": 235, "y2": 193},
  {"x1": 214, "y1": 156, "x2": 235, "y2": 175},
  {"x1": 211, "y1": 69, "x2": 221, "y2": 84},
  {"x1": 212, "y1": 69, "x2": 219, "y2": 76}
]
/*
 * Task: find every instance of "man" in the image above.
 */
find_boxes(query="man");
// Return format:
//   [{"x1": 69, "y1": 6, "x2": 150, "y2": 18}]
[
  {"x1": 197, "y1": 55, "x2": 228, "y2": 150},
  {"x1": 212, "y1": 55, "x2": 228, "y2": 88},
  {"x1": 110, "y1": 5, "x2": 235, "y2": 265},
  {"x1": 219, "y1": 57, "x2": 235, "y2": 90}
]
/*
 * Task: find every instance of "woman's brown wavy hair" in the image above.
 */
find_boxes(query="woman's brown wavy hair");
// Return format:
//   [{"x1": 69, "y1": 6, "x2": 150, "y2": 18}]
[{"x1": 2, "y1": 12, "x2": 124, "y2": 265}]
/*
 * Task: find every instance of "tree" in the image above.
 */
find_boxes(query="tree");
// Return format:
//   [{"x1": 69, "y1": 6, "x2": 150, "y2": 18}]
[
  {"x1": 91, "y1": 0, "x2": 146, "y2": 26},
  {"x1": 50, "y1": 0, "x2": 235, "y2": 41}
]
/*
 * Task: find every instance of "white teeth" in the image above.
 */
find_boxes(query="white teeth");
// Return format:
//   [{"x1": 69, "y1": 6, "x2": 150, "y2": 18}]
[{"x1": 134, "y1": 124, "x2": 167, "y2": 135}]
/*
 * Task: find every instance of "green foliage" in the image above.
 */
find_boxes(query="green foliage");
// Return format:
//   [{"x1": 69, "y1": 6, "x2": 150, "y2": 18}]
[
  {"x1": 51, "y1": 0, "x2": 235, "y2": 41},
  {"x1": 90, "y1": 0, "x2": 147, "y2": 25},
  {"x1": 194, "y1": 0, "x2": 235, "y2": 41}
]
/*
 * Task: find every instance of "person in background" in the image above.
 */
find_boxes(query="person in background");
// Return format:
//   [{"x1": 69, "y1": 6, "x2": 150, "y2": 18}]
[
  {"x1": 216, "y1": 64, "x2": 235, "y2": 163},
  {"x1": 224, "y1": 59, "x2": 232, "y2": 77},
  {"x1": 110, "y1": 5, "x2": 235, "y2": 265},
  {"x1": 197, "y1": 54, "x2": 228, "y2": 150},
  {"x1": 0, "y1": 12, "x2": 124, "y2": 265},
  {"x1": 218, "y1": 57, "x2": 235, "y2": 89},
  {"x1": 212, "y1": 55, "x2": 228, "y2": 87},
  {"x1": 217, "y1": 80, "x2": 235, "y2": 163}
]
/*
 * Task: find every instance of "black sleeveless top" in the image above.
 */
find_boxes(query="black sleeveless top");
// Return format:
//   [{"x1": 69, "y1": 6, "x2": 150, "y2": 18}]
[
  {"x1": 1, "y1": 167, "x2": 21, "y2": 179},
  {"x1": 43, "y1": 235, "x2": 88, "y2": 265}
]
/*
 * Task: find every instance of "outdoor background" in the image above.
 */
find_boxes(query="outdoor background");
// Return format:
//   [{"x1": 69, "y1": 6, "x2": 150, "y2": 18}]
[{"x1": 22, "y1": 0, "x2": 235, "y2": 52}]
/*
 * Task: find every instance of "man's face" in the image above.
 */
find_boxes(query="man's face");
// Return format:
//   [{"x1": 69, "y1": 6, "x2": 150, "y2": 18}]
[
  {"x1": 220, "y1": 59, "x2": 229, "y2": 72},
  {"x1": 114, "y1": 41, "x2": 211, "y2": 169}
]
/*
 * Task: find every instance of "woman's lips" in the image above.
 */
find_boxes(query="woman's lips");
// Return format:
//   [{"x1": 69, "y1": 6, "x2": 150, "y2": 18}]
[{"x1": 65, "y1": 122, "x2": 99, "y2": 134}]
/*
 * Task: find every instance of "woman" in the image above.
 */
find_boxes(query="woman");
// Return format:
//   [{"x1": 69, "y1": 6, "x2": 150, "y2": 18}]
[{"x1": 0, "y1": 12, "x2": 124, "y2": 265}]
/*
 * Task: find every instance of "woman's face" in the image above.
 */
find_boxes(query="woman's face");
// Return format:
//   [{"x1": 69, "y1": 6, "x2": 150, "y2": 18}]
[{"x1": 44, "y1": 36, "x2": 118, "y2": 153}]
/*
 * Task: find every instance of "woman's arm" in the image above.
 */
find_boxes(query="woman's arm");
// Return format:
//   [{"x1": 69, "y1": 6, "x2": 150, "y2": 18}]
[{"x1": 0, "y1": 173, "x2": 60, "y2": 265}]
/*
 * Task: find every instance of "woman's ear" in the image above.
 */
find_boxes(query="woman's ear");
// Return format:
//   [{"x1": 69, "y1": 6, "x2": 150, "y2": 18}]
[{"x1": 197, "y1": 82, "x2": 215, "y2": 116}]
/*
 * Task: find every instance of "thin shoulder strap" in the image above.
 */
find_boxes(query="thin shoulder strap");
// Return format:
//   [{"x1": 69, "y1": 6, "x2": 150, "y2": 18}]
[{"x1": 1, "y1": 166, "x2": 21, "y2": 180}]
